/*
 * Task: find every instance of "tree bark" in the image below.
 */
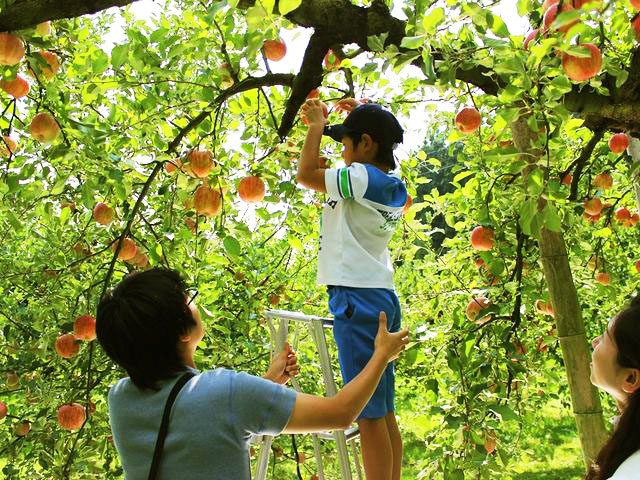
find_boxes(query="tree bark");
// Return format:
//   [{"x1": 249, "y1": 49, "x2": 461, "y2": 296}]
[
  {"x1": 511, "y1": 116, "x2": 609, "y2": 466},
  {"x1": 629, "y1": 137, "x2": 640, "y2": 211}
]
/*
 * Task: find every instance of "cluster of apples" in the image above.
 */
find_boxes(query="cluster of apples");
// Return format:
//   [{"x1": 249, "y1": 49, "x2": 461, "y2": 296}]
[
  {"x1": 0, "y1": 27, "x2": 63, "y2": 146},
  {"x1": 55, "y1": 314, "x2": 96, "y2": 360},
  {"x1": 165, "y1": 148, "x2": 267, "y2": 219},
  {"x1": 524, "y1": 0, "x2": 606, "y2": 82}
]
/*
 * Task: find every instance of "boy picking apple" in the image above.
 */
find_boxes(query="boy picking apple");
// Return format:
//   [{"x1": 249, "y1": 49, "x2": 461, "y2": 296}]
[{"x1": 298, "y1": 98, "x2": 407, "y2": 480}]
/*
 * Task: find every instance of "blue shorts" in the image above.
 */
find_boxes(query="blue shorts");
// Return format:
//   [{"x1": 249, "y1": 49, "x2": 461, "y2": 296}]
[{"x1": 327, "y1": 286, "x2": 402, "y2": 419}]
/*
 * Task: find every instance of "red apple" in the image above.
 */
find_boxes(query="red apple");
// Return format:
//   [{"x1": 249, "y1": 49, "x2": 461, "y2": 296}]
[
  {"x1": 615, "y1": 207, "x2": 632, "y2": 226},
  {"x1": 608, "y1": 133, "x2": 629, "y2": 153},
  {"x1": 55, "y1": 333, "x2": 80, "y2": 359},
  {"x1": 544, "y1": 2, "x2": 579, "y2": 32},
  {"x1": 534, "y1": 299, "x2": 555, "y2": 317},
  {"x1": 29, "y1": 112, "x2": 61, "y2": 143},
  {"x1": 111, "y1": 237, "x2": 137, "y2": 261},
  {"x1": 186, "y1": 149, "x2": 214, "y2": 178},
  {"x1": 632, "y1": 0, "x2": 640, "y2": 8},
  {"x1": 583, "y1": 197, "x2": 603, "y2": 216},
  {"x1": 484, "y1": 431, "x2": 497, "y2": 454},
  {"x1": 630, "y1": 213, "x2": 639, "y2": 226},
  {"x1": 593, "y1": 172, "x2": 612, "y2": 190},
  {"x1": 635, "y1": 259, "x2": 640, "y2": 273},
  {"x1": 263, "y1": 38, "x2": 286, "y2": 61},
  {"x1": 0, "y1": 136, "x2": 18, "y2": 156},
  {"x1": 562, "y1": 43, "x2": 602, "y2": 82},
  {"x1": 0, "y1": 32, "x2": 24, "y2": 65},
  {"x1": 93, "y1": 202, "x2": 114, "y2": 225},
  {"x1": 324, "y1": 49, "x2": 341, "y2": 71},
  {"x1": 29, "y1": 51, "x2": 60, "y2": 80},
  {"x1": 633, "y1": 16, "x2": 640, "y2": 42},
  {"x1": 595, "y1": 271, "x2": 610, "y2": 285},
  {"x1": 193, "y1": 184, "x2": 222, "y2": 216},
  {"x1": 165, "y1": 158, "x2": 182, "y2": 174},
  {"x1": 238, "y1": 175, "x2": 266, "y2": 203},
  {"x1": 583, "y1": 211, "x2": 600, "y2": 223},
  {"x1": 466, "y1": 297, "x2": 492, "y2": 324},
  {"x1": 561, "y1": 173, "x2": 572, "y2": 186},
  {"x1": 128, "y1": 249, "x2": 149, "y2": 268},
  {"x1": 542, "y1": 0, "x2": 559, "y2": 12},
  {"x1": 0, "y1": 401, "x2": 6, "y2": 420},
  {"x1": 524, "y1": 29, "x2": 540, "y2": 50},
  {"x1": 0, "y1": 74, "x2": 29, "y2": 98},
  {"x1": 403, "y1": 194, "x2": 413, "y2": 214},
  {"x1": 74, "y1": 315, "x2": 96, "y2": 341},
  {"x1": 15, "y1": 420, "x2": 30, "y2": 437},
  {"x1": 57, "y1": 403, "x2": 86, "y2": 430},
  {"x1": 573, "y1": 0, "x2": 602, "y2": 8},
  {"x1": 470, "y1": 226, "x2": 495, "y2": 251},
  {"x1": 455, "y1": 108, "x2": 481, "y2": 134},
  {"x1": 60, "y1": 201, "x2": 76, "y2": 211}
]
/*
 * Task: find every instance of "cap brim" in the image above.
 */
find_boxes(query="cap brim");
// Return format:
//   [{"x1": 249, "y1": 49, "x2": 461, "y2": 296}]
[{"x1": 323, "y1": 124, "x2": 349, "y2": 142}]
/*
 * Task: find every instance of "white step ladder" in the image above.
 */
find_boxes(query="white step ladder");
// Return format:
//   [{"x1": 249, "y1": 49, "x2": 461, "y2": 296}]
[{"x1": 252, "y1": 309, "x2": 364, "y2": 480}]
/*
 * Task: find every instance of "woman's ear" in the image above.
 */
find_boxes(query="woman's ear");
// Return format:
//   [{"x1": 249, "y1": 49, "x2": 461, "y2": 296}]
[{"x1": 622, "y1": 368, "x2": 640, "y2": 394}]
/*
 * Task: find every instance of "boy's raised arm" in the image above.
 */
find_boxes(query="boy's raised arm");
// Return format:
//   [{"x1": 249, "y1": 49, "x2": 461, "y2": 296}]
[{"x1": 296, "y1": 99, "x2": 328, "y2": 193}]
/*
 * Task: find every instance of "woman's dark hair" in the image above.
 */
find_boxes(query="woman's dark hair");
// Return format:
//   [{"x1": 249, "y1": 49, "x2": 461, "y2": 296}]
[
  {"x1": 349, "y1": 133, "x2": 396, "y2": 170},
  {"x1": 586, "y1": 294, "x2": 640, "y2": 479},
  {"x1": 96, "y1": 268, "x2": 196, "y2": 391}
]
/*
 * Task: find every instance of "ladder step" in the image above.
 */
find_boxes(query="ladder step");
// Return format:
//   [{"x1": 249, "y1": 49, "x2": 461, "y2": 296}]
[
  {"x1": 316, "y1": 425, "x2": 360, "y2": 441},
  {"x1": 266, "y1": 309, "x2": 335, "y2": 328}
]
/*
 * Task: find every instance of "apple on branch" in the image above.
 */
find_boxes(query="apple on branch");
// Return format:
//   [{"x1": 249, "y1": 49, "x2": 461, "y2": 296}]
[
  {"x1": 593, "y1": 172, "x2": 612, "y2": 190},
  {"x1": 466, "y1": 297, "x2": 492, "y2": 324},
  {"x1": 73, "y1": 315, "x2": 96, "y2": 341},
  {"x1": 186, "y1": 149, "x2": 214, "y2": 178},
  {"x1": 0, "y1": 32, "x2": 25, "y2": 66},
  {"x1": 470, "y1": 226, "x2": 495, "y2": 251},
  {"x1": 29, "y1": 112, "x2": 61, "y2": 143},
  {"x1": 193, "y1": 184, "x2": 222, "y2": 217},
  {"x1": 562, "y1": 44, "x2": 602, "y2": 82},
  {"x1": 15, "y1": 420, "x2": 30, "y2": 437},
  {"x1": 263, "y1": 38, "x2": 287, "y2": 61},
  {"x1": 324, "y1": 49, "x2": 341, "y2": 71},
  {"x1": 455, "y1": 108, "x2": 481, "y2": 134},
  {"x1": 583, "y1": 197, "x2": 603, "y2": 216},
  {"x1": 93, "y1": 202, "x2": 114, "y2": 225},
  {"x1": 29, "y1": 51, "x2": 60, "y2": 81},
  {"x1": 238, "y1": 175, "x2": 266, "y2": 203},
  {"x1": 57, "y1": 403, "x2": 86, "y2": 430},
  {"x1": 608, "y1": 133, "x2": 629, "y2": 153},
  {"x1": 0, "y1": 74, "x2": 29, "y2": 98},
  {"x1": 0, "y1": 135, "x2": 18, "y2": 157},
  {"x1": 111, "y1": 237, "x2": 138, "y2": 261},
  {"x1": 55, "y1": 333, "x2": 80, "y2": 359}
]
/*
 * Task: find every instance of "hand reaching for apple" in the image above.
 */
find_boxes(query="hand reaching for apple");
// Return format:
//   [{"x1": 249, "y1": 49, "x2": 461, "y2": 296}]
[
  {"x1": 335, "y1": 98, "x2": 360, "y2": 114},
  {"x1": 264, "y1": 342, "x2": 300, "y2": 385},
  {"x1": 301, "y1": 99, "x2": 328, "y2": 127}
]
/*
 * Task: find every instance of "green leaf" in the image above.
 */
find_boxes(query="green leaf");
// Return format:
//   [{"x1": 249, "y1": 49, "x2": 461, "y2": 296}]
[
  {"x1": 367, "y1": 33, "x2": 388, "y2": 52},
  {"x1": 489, "y1": 404, "x2": 519, "y2": 422},
  {"x1": 400, "y1": 35, "x2": 426, "y2": 49},
  {"x1": 542, "y1": 203, "x2": 562, "y2": 232},
  {"x1": 488, "y1": 13, "x2": 510, "y2": 37},
  {"x1": 519, "y1": 199, "x2": 537, "y2": 236},
  {"x1": 278, "y1": 0, "x2": 301, "y2": 15},
  {"x1": 223, "y1": 236, "x2": 242, "y2": 256},
  {"x1": 111, "y1": 44, "x2": 129, "y2": 69},
  {"x1": 422, "y1": 8, "x2": 445, "y2": 34}
]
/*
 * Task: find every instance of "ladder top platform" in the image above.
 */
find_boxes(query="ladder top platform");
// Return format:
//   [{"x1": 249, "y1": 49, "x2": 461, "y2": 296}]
[{"x1": 265, "y1": 309, "x2": 334, "y2": 327}]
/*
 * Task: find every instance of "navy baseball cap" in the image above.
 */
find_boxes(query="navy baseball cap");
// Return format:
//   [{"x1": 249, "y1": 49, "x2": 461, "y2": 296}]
[{"x1": 323, "y1": 103, "x2": 404, "y2": 149}]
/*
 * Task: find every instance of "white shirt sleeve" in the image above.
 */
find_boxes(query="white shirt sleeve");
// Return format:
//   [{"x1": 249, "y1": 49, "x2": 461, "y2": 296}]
[{"x1": 324, "y1": 163, "x2": 369, "y2": 201}]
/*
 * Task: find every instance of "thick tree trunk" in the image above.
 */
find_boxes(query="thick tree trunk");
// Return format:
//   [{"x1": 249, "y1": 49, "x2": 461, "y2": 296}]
[{"x1": 511, "y1": 116, "x2": 609, "y2": 466}]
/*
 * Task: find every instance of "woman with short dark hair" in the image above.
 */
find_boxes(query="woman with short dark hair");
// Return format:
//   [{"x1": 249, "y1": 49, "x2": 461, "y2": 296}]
[
  {"x1": 587, "y1": 295, "x2": 640, "y2": 479},
  {"x1": 96, "y1": 268, "x2": 409, "y2": 479}
]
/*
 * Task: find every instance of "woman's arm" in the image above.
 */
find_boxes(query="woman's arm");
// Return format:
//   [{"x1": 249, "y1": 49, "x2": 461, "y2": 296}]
[{"x1": 282, "y1": 312, "x2": 409, "y2": 433}]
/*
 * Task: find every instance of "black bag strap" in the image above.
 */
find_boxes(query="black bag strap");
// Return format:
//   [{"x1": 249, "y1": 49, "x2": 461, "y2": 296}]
[{"x1": 147, "y1": 371, "x2": 195, "y2": 480}]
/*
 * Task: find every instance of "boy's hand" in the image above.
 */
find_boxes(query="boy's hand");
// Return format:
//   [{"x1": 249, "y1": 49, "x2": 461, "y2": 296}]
[
  {"x1": 374, "y1": 312, "x2": 409, "y2": 362},
  {"x1": 335, "y1": 98, "x2": 360, "y2": 114},
  {"x1": 301, "y1": 99, "x2": 328, "y2": 127},
  {"x1": 264, "y1": 342, "x2": 300, "y2": 385}
]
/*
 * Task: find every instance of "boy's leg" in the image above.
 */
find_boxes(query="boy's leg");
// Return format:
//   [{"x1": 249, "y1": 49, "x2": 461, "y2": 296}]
[
  {"x1": 384, "y1": 411, "x2": 403, "y2": 480},
  {"x1": 357, "y1": 416, "x2": 393, "y2": 480}
]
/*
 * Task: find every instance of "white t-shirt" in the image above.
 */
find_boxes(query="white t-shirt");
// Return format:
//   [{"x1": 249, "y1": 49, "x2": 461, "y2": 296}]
[
  {"x1": 318, "y1": 162, "x2": 407, "y2": 289},
  {"x1": 609, "y1": 449, "x2": 640, "y2": 479}
]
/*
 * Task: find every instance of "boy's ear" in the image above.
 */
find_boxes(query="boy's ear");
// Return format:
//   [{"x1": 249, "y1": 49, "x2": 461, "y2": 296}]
[{"x1": 360, "y1": 133, "x2": 376, "y2": 151}]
